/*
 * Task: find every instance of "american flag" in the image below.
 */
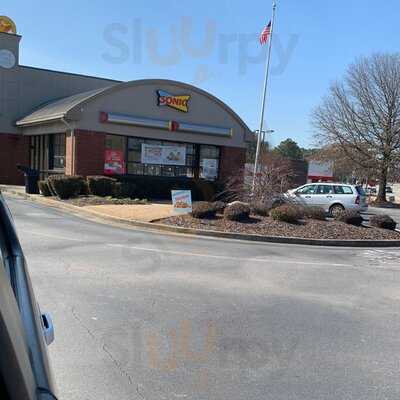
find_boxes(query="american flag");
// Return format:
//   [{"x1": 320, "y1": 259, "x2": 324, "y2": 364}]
[{"x1": 259, "y1": 21, "x2": 272, "y2": 45}]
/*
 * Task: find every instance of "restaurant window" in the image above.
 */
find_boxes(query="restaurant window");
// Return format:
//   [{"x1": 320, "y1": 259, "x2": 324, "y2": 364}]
[
  {"x1": 126, "y1": 138, "x2": 196, "y2": 178},
  {"x1": 199, "y1": 145, "x2": 220, "y2": 181},
  {"x1": 49, "y1": 133, "x2": 66, "y2": 170},
  {"x1": 106, "y1": 135, "x2": 125, "y2": 152}
]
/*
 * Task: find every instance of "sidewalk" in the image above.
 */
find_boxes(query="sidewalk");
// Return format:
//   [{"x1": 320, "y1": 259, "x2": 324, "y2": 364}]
[
  {"x1": 84, "y1": 204, "x2": 173, "y2": 222},
  {"x1": 0, "y1": 185, "x2": 173, "y2": 222}
]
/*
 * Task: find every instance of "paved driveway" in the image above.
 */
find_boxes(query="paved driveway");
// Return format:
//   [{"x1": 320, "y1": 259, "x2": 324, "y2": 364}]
[
  {"x1": 5, "y1": 195, "x2": 400, "y2": 400},
  {"x1": 366, "y1": 206, "x2": 400, "y2": 224}
]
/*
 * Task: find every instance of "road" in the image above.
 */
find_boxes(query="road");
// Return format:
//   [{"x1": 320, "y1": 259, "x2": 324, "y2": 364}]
[
  {"x1": 5, "y1": 195, "x2": 400, "y2": 400},
  {"x1": 367, "y1": 206, "x2": 400, "y2": 224}
]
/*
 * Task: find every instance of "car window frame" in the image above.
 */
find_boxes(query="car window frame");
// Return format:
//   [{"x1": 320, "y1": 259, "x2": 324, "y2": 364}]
[
  {"x1": 316, "y1": 185, "x2": 334, "y2": 195},
  {"x1": 296, "y1": 185, "x2": 317, "y2": 195},
  {"x1": 0, "y1": 194, "x2": 56, "y2": 399},
  {"x1": 0, "y1": 224, "x2": 37, "y2": 400},
  {"x1": 342, "y1": 186, "x2": 354, "y2": 194},
  {"x1": 333, "y1": 185, "x2": 345, "y2": 194}
]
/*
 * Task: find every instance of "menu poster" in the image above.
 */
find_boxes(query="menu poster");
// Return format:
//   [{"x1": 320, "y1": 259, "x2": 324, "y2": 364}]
[
  {"x1": 171, "y1": 190, "x2": 192, "y2": 215},
  {"x1": 141, "y1": 144, "x2": 186, "y2": 166},
  {"x1": 104, "y1": 149, "x2": 125, "y2": 175}
]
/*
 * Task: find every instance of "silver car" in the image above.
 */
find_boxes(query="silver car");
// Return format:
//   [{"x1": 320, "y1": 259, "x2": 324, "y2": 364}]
[{"x1": 287, "y1": 183, "x2": 368, "y2": 216}]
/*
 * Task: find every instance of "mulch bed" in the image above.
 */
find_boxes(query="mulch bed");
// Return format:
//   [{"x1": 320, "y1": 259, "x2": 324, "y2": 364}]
[
  {"x1": 57, "y1": 196, "x2": 148, "y2": 207},
  {"x1": 369, "y1": 200, "x2": 400, "y2": 209},
  {"x1": 161, "y1": 214, "x2": 400, "y2": 240}
]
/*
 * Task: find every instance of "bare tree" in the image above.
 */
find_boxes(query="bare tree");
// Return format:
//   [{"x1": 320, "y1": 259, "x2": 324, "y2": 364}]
[
  {"x1": 312, "y1": 53, "x2": 400, "y2": 202},
  {"x1": 223, "y1": 152, "x2": 294, "y2": 204}
]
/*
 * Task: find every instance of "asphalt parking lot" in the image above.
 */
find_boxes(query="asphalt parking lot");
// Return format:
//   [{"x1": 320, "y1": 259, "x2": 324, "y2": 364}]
[
  {"x1": 366, "y1": 206, "x2": 400, "y2": 224},
  {"x1": 5, "y1": 194, "x2": 400, "y2": 400}
]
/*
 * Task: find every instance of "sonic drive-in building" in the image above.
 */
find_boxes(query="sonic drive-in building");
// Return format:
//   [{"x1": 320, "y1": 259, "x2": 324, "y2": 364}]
[{"x1": 0, "y1": 17, "x2": 250, "y2": 186}]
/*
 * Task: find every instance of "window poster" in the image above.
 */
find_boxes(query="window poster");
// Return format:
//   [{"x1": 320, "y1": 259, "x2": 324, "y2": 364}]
[
  {"x1": 201, "y1": 158, "x2": 218, "y2": 179},
  {"x1": 104, "y1": 149, "x2": 125, "y2": 175},
  {"x1": 141, "y1": 144, "x2": 186, "y2": 166}
]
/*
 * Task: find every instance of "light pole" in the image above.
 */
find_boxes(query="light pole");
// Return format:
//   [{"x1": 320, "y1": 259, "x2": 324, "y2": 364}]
[
  {"x1": 252, "y1": 129, "x2": 274, "y2": 173},
  {"x1": 254, "y1": 129, "x2": 274, "y2": 146}
]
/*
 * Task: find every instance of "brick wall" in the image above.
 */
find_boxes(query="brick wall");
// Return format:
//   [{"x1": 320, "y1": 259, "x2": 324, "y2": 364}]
[
  {"x1": 67, "y1": 129, "x2": 106, "y2": 177},
  {"x1": 219, "y1": 146, "x2": 246, "y2": 181},
  {"x1": 0, "y1": 133, "x2": 29, "y2": 185}
]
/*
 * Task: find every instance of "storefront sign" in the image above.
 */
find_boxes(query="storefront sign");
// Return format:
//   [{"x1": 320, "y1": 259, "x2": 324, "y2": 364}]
[
  {"x1": 308, "y1": 161, "x2": 334, "y2": 180},
  {"x1": 141, "y1": 144, "x2": 186, "y2": 166},
  {"x1": 171, "y1": 190, "x2": 192, "y2": 215},
  {"x1": 104, "y1": 149, "x2": 125, "y2": 175},
  {"x1": 0, "y1": 16, "x2": 17, "y2": 34},
  {"x1": 157, "y1": 90, "x2": 190, "y2": 113},
  {"x1": 201, "y1": 158, "x2": 218, "y2": 180}
]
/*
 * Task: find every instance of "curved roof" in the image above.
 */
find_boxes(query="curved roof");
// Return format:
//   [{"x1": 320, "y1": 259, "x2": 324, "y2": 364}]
[
  {"x1": 16, "y1": 79, "x2": 250, "y2": 131},
  {"x1": 16, "y1": 87, "x2": 110, "y2": 126}
]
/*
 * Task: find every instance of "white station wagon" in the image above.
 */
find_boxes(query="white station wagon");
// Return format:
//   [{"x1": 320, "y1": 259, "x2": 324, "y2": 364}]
[{"x1": 287, "y1": 183, "x2": 368, "y2": 216}]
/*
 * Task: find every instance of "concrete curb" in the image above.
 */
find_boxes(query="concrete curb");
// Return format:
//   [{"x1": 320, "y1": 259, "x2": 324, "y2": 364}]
[{"x1": 2, "y1": 186, "x2": 400, "y2": 248}]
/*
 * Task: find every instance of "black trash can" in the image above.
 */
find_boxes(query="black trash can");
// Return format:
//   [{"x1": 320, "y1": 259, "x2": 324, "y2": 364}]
[{"x1": 17, "y1": 165, "x2": 40, "y2": 194}]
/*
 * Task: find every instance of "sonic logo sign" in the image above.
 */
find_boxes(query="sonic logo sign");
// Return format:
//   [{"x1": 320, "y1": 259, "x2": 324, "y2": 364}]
[
  {"x1": 0, "y1": 16, "x2": 17, "y2": 34},
  {"x1": 157, "y1": 90, "x2": 190, "y2": 113}
]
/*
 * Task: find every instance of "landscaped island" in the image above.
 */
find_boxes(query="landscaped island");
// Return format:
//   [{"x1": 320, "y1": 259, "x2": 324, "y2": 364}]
[{"x1": 161, "y1": 202, "x2": 400, "y2": 241}]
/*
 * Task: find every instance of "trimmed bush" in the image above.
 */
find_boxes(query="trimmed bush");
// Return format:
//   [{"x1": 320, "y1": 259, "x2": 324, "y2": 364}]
[
  {"x1": 270, "y1": 204, "x2": 304, "y2": 223},
  {"x1": 370, "y1": 214, "x2": 397, "y2": 230},
  {"x1": 51, "y1": 176, "x2": 85, "y2": 199},
  {"x1": 47, "y1": 174, "x2": 66, "y2": 195},
  {"x1": 38, "y1": 180, "x2": 52, "y2": 197},
  {"x1": 116, "y1": 176, "x2": 224, "y2": 201},
  {"x1": 212, "y1": 201, "x2": 227, "y2": 213},
  {"x1": 304, "y1": 206, "x2": 326, "y2": 221},
  {"x1": 120, "y1": 181, "x2": 139, "y2": 198},
  {"x1": 87, "y1": 176, "x2": 117, "y2": 197},
  {"x1": 334, "y1": 209, "x2": 363, "y2": 226},
  {"x1": 224, "y1": 202, "x2": 251, "y2": 221},
  {"x1": 112, "y1": 181, "x2": 139, "y2": 199},
  {"x1": 112, "y1": 182, "x2": 123, "y2": 198},
  {"x1": 191, "y1": 202, "x2": 217, "y2": 219},
  {"x1": 251, "y1": 202, "x2": 271, "y2": 217},
  {"x1": 79, "y1": 179, "x2": 90, "y2": 196}
]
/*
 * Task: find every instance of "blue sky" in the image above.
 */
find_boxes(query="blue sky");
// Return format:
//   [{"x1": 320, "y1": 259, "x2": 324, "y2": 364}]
[{"x1": 3, "y1": 0, "x2": 400, "y2": 147}]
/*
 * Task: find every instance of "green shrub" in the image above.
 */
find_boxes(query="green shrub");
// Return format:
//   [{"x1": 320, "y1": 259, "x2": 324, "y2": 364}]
[
  {"x1": 304, "y1": 206, "x2": 326, "y2": 221},
  {"x1": 79, "y1": 179, "x2": 90, "y2": 195},
  {"x1": 47, "y1": 174, "x2": 67, "y2": 195},
  {"x1": 112, "y1": 181, "x2": 139, "y2": 199},
  {"x1": 116, "y1": 176, "x2": 224, "y2": 201},
  {"x1": 112, "y1": 182, "x2": 123, "y2": 198},
  {"x1": 87, "y1": 176, "x2": 117, "y2": 197},
  {"x1": 251, "y1": 202, "x2": 271, "y2": 217},
  {"x1": 121, "y1": 181, "x2": 138, "y2": 198},
  {"x1": 212, "y1": 201, "x2": 227, "y2": 213},
  {"x1": 191, "y1": 202, "x2": 217, "y2": 219},
  {"x1": 334, "y1": 210, "x2": 363, "y2": 226},
  {"x1": 270, "y1": 204, "x2": 304, "y2": 223},
  {"x1": 370, "y1": 214, "x2": 397, "y2": 230},
  {"x1": 51, "y1": 176, "x2": 84, "y2": 199},
  {"x1": 224, "y1": 202, "x2": 251, "y2": 221},
  {"x1": 38, "y1": 180, "x2": 52, "y2": 197}
]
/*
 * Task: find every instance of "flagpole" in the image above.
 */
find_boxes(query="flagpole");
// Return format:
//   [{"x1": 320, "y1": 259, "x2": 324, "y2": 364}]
[{"x1": 252, "y1": 1, "x2": 277, "y2": 192}]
